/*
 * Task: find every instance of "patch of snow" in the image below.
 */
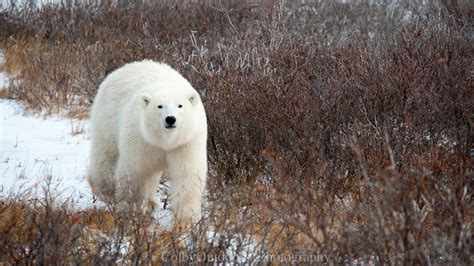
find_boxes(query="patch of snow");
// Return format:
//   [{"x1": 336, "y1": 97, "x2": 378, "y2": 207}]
[
  {"x1": 0, "y1": 51, "x2": 8, "y2": 89},
  {"x1": 0, "y1": 99, "x2": 94, "y2": 208},
  {"x1": 1, "y1": 0, "x2": 59, "y2": 10},
  {"x1": 0, "y1": 71, "x2": 7, "y2": 89}
]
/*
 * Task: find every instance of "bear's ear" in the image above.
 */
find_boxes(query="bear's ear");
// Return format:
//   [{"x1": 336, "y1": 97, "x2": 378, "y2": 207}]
[
  {"x1": 188, "y1": 92, "x2": 199, "y2": 106},
  {"x1": 141, "y1": 94, "x2": 151, "y2": 107}
]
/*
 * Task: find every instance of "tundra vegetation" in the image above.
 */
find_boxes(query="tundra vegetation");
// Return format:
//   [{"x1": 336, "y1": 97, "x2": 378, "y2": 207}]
[{"x1": 0, "y1": 0, "x2": 472, "y2": 264}]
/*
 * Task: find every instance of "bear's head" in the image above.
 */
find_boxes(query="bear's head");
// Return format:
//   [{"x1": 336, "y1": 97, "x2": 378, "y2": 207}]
[{"x1": 139, "y1": 87, "x2": 202, "y2": 150}]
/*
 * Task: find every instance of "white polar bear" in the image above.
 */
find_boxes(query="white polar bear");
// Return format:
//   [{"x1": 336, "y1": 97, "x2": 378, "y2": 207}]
[{"x1": 87, "y1": 60, "x2": 208, "y2": 224}]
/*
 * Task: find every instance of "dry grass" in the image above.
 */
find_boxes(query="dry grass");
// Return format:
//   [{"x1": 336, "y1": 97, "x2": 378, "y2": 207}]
[{"x1": 0, "y1": 0, "x2": 472, "y2": 264}]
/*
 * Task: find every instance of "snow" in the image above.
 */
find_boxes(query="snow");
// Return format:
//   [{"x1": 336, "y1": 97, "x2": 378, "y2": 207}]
[
  {"x1": 0, "y1": 99, "x2": 94, "y2": 208},
  {"x1": 0, "y1": 52, "x2": 8, "y2": 87},
  {"x1": 1, "y1": 0, "x2": 60, "y2": 10}
]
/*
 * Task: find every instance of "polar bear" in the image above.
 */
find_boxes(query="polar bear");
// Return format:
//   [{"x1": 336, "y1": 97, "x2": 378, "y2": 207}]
[{"x1": 87, "y1": 60, "x2": 208, "y2": 224}]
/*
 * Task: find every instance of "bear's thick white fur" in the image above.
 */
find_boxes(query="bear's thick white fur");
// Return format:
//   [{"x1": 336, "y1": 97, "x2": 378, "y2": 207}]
[{"x1": 87, "y1": 60, "x2": 208, "y2": 224}]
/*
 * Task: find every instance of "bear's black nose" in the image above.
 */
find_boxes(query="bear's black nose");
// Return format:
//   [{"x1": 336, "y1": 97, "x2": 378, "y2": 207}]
[{"x1": 165, "y1": 116, "x2": 176, "y2": 125}]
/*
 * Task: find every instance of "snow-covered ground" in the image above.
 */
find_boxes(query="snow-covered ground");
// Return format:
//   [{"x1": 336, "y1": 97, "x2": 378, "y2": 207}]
[
  {"x1": 0, "y1": 99, "x2": 94, "y2": 208},
  {"x1": 0, "y1": 49, "x2": 94, "y2": 208}
]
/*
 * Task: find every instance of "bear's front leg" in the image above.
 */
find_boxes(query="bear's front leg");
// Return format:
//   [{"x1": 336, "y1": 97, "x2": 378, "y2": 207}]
[
  {"x1": 166, "y1": 139, "x2": 207, "y2": 225},
  {"x1": 115, "y1": 157, "x2": 153, "y2": 209}
]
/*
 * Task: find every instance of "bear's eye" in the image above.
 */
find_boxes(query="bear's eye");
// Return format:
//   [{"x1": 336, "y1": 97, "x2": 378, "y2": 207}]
[
  {"x1": 178, "y1": 104, "x2": 183, "y2": 108},
  {"x1": 158, "y1": 105, "x2": 163, "y2": 109}
]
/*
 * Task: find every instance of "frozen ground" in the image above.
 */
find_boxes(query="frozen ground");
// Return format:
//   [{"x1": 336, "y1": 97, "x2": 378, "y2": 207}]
[{"x1": 0, "y1": 99, "x2": 94, "y2": 207}]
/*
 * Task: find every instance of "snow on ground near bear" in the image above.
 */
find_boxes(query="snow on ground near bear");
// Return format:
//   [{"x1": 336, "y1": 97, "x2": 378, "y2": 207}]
[
  {"x1": 0, "y1": 52, "x2": 8, "y2": 86},
  {"x1": 0, "y1": 100, "x2": 92, "y2": 206}
]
